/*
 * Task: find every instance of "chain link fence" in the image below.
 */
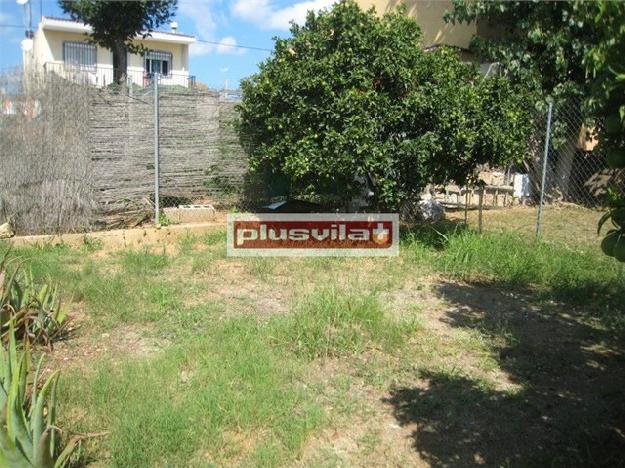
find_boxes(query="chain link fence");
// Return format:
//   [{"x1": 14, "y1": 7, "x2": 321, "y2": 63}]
[
  {"x1": 1, "y1": 67, "x2": 623, "y2": 245},
  {"x1": 452, "y1": 98, "x2": 625, "y2": 247},
  {"x1": 529, "y1": 99, "x2": 624, "y2": 245},
  {"x1": 0, "y1": 68, "x2": 256, "y2": 235}
]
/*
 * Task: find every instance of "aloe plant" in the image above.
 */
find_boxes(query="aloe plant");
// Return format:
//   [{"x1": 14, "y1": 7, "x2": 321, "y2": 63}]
[
  {"x1": 0, "y1": 325, "x2": 77, "y2": 467},
  {"x1": 0, "y1": 253, "x2": 69, "y2": 347}
]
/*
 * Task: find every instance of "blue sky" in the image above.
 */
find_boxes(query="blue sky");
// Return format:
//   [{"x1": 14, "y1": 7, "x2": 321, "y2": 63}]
[{"x1": 0, "y1": 0, "x2": 336, "y2": 88}]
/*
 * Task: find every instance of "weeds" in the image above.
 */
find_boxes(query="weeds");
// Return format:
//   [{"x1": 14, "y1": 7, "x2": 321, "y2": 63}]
[
  {"x1": 0, "y1": 253, "x2": 69, "y2": 346},
  {"x1": 120, "y1": 249, "x2": 169, "y2": 275},
  {"x1": 433, "y1": 230, "x2": 625, "y2": 307},
  {"x1": 64, "y1": 317, "x2": 324, "y2": 467},
  {"x1": 247, "y1": 257, "x2": 275, "y2": 281},
  {"x1": 269, "y1": 287, "x2": 417, "y2": 359},
  {"x1": 5, "y1": 211, "x2": 625, "y2": 466}
]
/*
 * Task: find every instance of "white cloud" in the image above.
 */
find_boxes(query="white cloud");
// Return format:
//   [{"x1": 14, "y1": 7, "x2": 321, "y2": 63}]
[
  {"x1": 189, "y1": 36, "x2": 246, "y2": 57},
  {"x1": 232, "y1": 0, "x2": 336, "y2": 30},
  {"x1": 216, "y1": 36, "x2": 244, "y2": 55},
  {"x1": 179, "y1": 0, "x2": 245, "y2": 56},
  {"x1": 219, "y1": 67, "x2": 229, "y2": 73},
  {"x1": 178, "y1": 0, "x2": 216, "y2": 38},
  {"x1": 189, "y1": 42, "x2": 214, "y2": 57}
]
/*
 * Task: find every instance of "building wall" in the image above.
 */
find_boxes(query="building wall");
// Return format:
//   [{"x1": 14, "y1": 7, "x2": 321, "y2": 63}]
[
  {"x1": 30, "y1": 27, "x2": 190, "y2": 87},
  {"x1": 127, "y1": 39, "x2": 188, "y2": 72},
  {"x1": 356, "y1": 0, "x2": 477, "y2": 49}
]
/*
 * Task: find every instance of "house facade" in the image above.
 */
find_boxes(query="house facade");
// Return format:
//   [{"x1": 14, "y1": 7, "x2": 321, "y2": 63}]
[
  {"x1": 356, "y1": 1, "x2": 496, "y2": 74},
  {"x1": 22, "y1": 17, "x2": 196, "y2": 88},
  {"x1": 356, "y1": 0, "x2": 477, "y2": 50}
]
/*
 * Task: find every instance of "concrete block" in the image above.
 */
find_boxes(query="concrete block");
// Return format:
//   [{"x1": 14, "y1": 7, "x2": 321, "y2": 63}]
[{"x1": 163, "y1": 205, "x2": 216, "y2": 224}]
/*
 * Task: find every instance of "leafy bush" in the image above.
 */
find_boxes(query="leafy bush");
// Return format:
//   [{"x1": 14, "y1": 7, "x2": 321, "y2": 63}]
[
  {"x1": 583, "y1": 3, "x2": 625, "y2": 261},
  {"x1": 0, "y1": 324, "x2": 78, "y2": 467},
  {"x1": 238, "y1": 0, "x2": 533, "y2": 209},
  {"x1": 0, "y1": 253, "x2": 69, "y2": 347}
]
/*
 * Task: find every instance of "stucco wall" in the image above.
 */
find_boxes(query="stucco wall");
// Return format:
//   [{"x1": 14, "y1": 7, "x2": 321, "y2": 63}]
[
  {"x1": 128, "y1": 39, "x2": 188, "y2": 72},
  {"x1": 356, "y1": 0, "x2": 477, "y2": 49},
  {"x1": 32, "y1": 28, "x2": 188, "y2": 74}
]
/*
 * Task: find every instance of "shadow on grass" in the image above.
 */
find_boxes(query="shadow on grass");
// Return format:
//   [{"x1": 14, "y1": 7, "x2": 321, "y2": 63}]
[
  {"x1": 384, "y1": 281, "x2": 625, "y2": 466},
  {"x1": 402, "y1": 221, "x2": 625, "y2": 314}
]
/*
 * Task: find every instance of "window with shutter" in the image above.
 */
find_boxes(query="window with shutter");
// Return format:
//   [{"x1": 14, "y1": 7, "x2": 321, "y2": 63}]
[
  {"x1": 144, "y1": 50, "x2": 173, "y2": 77},
  {"x1": 63, "y1": 41, "x2": 96, "y2": 70}
]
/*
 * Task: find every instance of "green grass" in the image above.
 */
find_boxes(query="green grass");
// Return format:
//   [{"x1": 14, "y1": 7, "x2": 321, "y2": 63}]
[
  {"x1": 247, "y1": 257, "x2": 276, "y2": 281},
  {"x1": 403, "y1": 224, "x2": 625, "y2": 310},
  {"x1": 64, "y1": 325, "x2": 323, "y2": 466},
  {"x1": 120, "y1": 248, "x2": 169, "y2": 275},
  {"x1": 443, "y1": 231, "x2": 625, "y2": 304},
  {"x1": 268, "y1": 287, "x2": 418, "y2": 359},
  {"x1": 61, "y1": 285, "x2": 417, "y2": 466},
  {"x1": 4, "y1": 209, "x2": 625, "y2": 466}
]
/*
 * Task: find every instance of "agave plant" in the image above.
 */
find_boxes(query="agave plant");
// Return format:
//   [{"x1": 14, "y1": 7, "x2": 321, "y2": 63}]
[
  {"x1": 0, "y1": 324, "x2": 78, "y2": 467},
  {"x1": 0, "y1": 252, "x2": 69, "y2": 347}
]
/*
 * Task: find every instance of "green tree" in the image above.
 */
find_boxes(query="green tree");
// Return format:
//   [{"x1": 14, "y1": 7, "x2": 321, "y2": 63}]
[
  {"x1": 448, "y1": 0, "x2": 625, "y2": 260},
  {"x1": 446, "y1": 0, "x2": 601, "y2": 102},
  {"x1": 59, "y1": 0, "x2": 177, "y2": 83},
  {"x1": 238, "y1": 0, "x2": 532, "y2": 210},
  {"x1": 587, "y1": 2, "x2": 625, "y2": 262}
]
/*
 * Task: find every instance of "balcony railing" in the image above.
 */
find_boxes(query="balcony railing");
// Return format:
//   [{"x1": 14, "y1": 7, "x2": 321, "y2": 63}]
[{"x1": 42, "y1": 62, "x2": 196, "y2": 89}]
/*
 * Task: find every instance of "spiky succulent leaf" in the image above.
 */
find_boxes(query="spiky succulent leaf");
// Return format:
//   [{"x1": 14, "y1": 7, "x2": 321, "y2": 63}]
[{"x1": 32, "y1": 372, "x2": 59, "y2": 464}]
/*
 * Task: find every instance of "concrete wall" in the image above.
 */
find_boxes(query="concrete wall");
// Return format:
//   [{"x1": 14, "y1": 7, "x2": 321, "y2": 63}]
[{"x1": 356, "y1": 0, "x2": 477, "y2": 49}]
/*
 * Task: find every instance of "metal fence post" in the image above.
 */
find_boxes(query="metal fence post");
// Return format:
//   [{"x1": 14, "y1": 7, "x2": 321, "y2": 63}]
[
  {"x1": 478, "y1": 186, "x2": 484, "y2": 234},
  {"x1": 536, "y1": 101, "x2": 553, "y2": 240},
  {"x1": 154, "y1": 74, "x2": 160, "y2": 225},
  {"x1": 464, "y1": 187, "x2": 469, "y2": 225}
]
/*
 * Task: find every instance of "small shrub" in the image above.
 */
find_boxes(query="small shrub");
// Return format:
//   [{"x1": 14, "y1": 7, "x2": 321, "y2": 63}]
[
  {"x1": 0, "y1": 253, "x2": 69, "y2": 347},
  {"x1": 239, "y1": 1, "x2": 533, "y2": 209},
  {"x1": 158, "y1": 211, "x2": 170, "y2": 227}
]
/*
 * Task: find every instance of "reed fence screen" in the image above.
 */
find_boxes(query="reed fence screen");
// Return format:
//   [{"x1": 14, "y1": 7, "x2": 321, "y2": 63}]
[{"x1": 0, "y1": 70, "x2": 249, "y2": 234}]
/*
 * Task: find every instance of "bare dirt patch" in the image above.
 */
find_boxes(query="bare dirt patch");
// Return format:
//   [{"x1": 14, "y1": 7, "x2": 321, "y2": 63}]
[
  {"x1": 48, "y1": 318, "x2": 169, "y2": 373},
  {"x1": 383, "y1": 280, "x2": 625, "y2": 466},
  {"x1": 296, "y1": 279, "x2": 625, "y2": 467}
]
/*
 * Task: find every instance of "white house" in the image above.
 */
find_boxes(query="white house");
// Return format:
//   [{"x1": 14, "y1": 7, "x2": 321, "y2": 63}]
[{"x1": 22, "y1": 16, "x2": 196, "y2": 88}]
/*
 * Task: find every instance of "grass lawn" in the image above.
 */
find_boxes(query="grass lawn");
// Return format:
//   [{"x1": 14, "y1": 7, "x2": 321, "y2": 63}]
[
  {"x1": 448, "y1": 204, "x2": 606, "y2": 248},
  {"x1": 2, "y1": 207, "x2": 625, "y2": 467}
]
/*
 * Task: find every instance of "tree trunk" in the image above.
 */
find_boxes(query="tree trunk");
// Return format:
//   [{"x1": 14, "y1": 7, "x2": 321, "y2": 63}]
[{"x1": 112, "y1": 41, "x2": 127, "y2": 85}]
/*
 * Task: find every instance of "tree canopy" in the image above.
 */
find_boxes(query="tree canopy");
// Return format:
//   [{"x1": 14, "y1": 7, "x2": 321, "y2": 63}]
[
  {"x1": 586, "y1": 2, "x2": 625, "y2": 262},
  {"x1": 59, "y1": 0, "x2": 177, "y2": 82},
  {"x1": 446, "y1": 0, "x2": 602, "y2": 102},
  {"x1": 447, "y1": 1, "x2": 625, "y2": 260},
  {"x1": 238, "y1": 0, "x2": 532, "y2": 210}
]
